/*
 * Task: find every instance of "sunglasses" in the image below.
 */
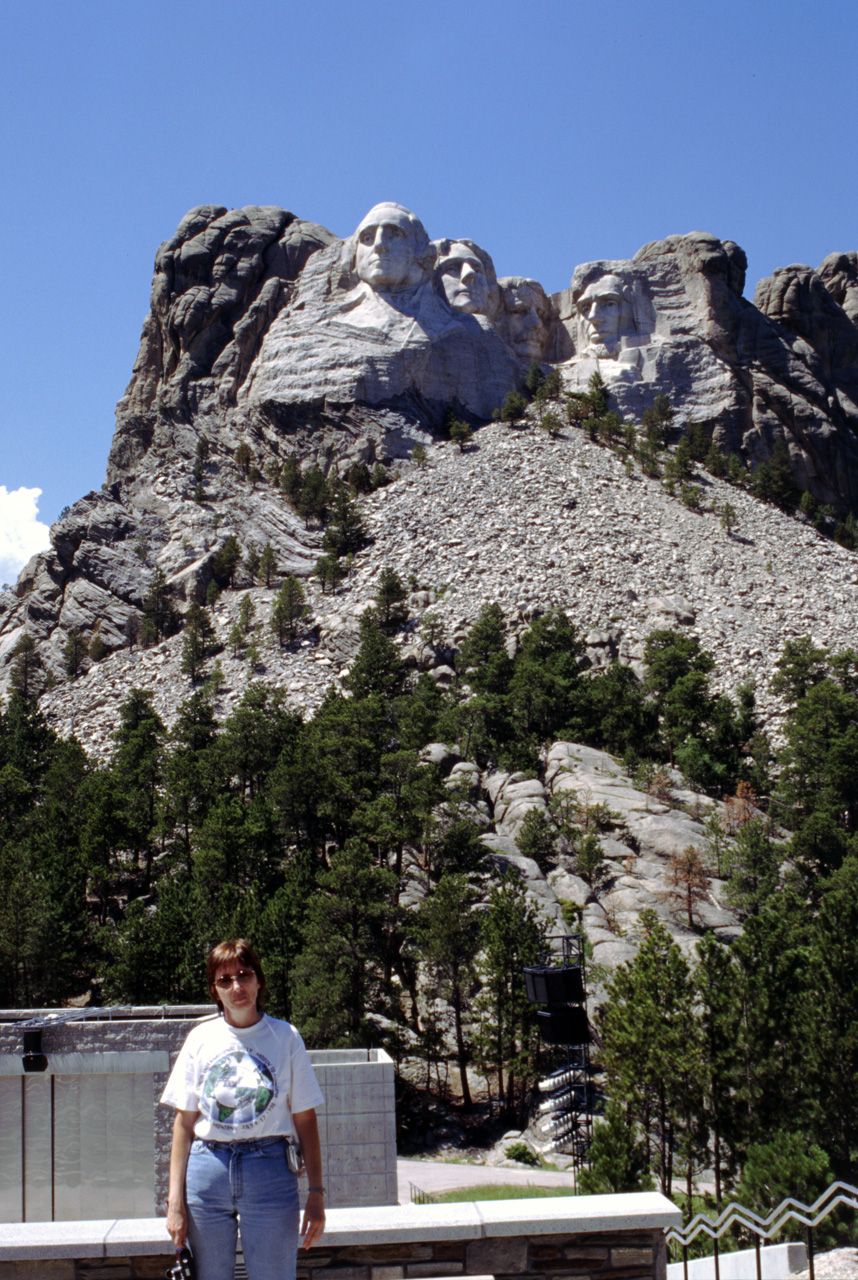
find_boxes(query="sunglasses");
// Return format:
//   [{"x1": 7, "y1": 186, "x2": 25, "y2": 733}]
[{"x1": 213, "y1": 969, "x2": 256, "y2": 989}]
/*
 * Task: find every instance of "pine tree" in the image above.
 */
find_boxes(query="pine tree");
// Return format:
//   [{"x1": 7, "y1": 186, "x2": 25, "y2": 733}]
[
  {"x1": 271, "y1": 576, "x2": 307, "y2": 646},
  {"x1": 577, "y1": 1101, "x2": 653, "y2": 1194},
  {"x1": 258, "y1": 542, "x2": 277, "y2": 588},
  {"x1": 474, "y1": 870, "x2": 544, "y2": 1117},
  {"x1": 112, "y1": 688, "x2": 165, "y2": 888},
  {"x1": 63, "y1": 629, "x2": 88, "y2": 680},
  {"x1": 211, "y1": 535, "x2": 242, "y2": 589},
  {"x1": 234, "y1": 441, "x2": 252, "y2": 477},
  {"x1": 515, "y1": 807, "x2": 559, "y2": 872},
  {"x1": 238, "y1": 593, "x2": 255, "y2": 634},
  {"x1": 322, "y1": 485, "x2": 365, "y2": 557},
  {"x1": 723, "y1": 818, "x2": 779, "y2": 917},
  {"x1": 600, "y1": 911, "x2": 700, "y2": 1194},
  {"x1": 417, "y1": 873, "x2": 481, "y2": 1108},
  {"x1": 292, "y1": 838, "x2": 398, "y2": 1046},
  {"x1": 8, "y1": 634, "x2": 43, "y2": 701},
  {"x1": 666, "y1": 845, "x2": 711, "y2": 926},
  {"x1": 280, "y1": 455, "x2": 302, "y2": 505},
  {"x1": 181, "y1": 602, "x2": 216, "y2": 684},
  {"x1": 315, "y1": 554, "x2": 348, "y2": 595},
  {"x1": 141, "y1": 567, "x2": 180, "y2": 646},
  {"x1": 374, "y1": 567, "x2": 408, "y2": 632},
  {"x1": 296, "y1": 465, "x2": 329, "y2": 525},
  {"x1": 344, "y1": 611, "x2": 407, "y2": 701},
  {"x1": 243, "y1": 543, "x2": 261, "y2": 583}
]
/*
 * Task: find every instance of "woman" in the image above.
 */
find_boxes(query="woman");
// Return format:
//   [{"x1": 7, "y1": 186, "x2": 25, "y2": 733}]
[{"x1": 161, "y1": 939, "x2": 325, "y2": 1280}]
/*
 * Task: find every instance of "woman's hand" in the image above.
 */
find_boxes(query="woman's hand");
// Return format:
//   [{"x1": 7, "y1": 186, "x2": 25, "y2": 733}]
[
  {"x1": 293, "y1": 1108, "x2": 325, "y2": 1248},
  {"x1": 166, "y1": 1110, "x2": 197, "y2": 1249},
  {"x1": 301, "y1": 1189, "x2": 326, "y2": 1248},
  {"x1": 166, "y1": 1201, "x2": 188, "y2": 1248}
]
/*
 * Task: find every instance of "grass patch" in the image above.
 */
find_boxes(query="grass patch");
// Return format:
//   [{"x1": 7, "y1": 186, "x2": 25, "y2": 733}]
[{"x1": 433, "y1": 1184, "x2": 578, "y2": 1202}]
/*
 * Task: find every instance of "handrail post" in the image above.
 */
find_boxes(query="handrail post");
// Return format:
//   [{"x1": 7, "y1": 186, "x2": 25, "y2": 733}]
[
  {"x1": 713, "y1": 1236, "x2": 720, "y2": 1280},
  {"x1": 682, "y1": 1243, "x2": 688, "y2": 1280},
  {"x1": 807, "y1": 1226, "x2": 814, "y2": 1280},
  {"x1": 754, "y1": 1234, "x2": 761, "y2": 1280}
]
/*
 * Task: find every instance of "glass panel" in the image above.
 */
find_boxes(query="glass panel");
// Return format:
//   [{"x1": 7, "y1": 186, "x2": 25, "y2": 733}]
[
  {"x1": 54, "y1": 1074, "x2": 155, "y2": 1220},
  {"x1": 23, "y1": 1074, "x2": 52, "y2": 1222},
  {"x1": 0, "y1": 1078, "x2": 23, "y2": 1222}
]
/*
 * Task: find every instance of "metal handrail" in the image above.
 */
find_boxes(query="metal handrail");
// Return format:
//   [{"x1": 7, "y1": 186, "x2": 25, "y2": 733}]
[
  {"x1": 666, "y1": 1181, "x2": 858, "y2": 1280},
  {"x1": 409, "y1": 1182, "x2": 437, "y2": 1204}
]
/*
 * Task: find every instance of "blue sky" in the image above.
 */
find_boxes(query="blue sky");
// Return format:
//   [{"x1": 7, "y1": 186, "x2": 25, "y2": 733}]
[{"x1": 1, "y1": 0, "x2": 856, "y2": 580}]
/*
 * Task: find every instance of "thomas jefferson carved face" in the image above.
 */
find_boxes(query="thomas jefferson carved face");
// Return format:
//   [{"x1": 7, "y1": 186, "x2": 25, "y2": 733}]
[
  {"x1": 436, "y1": 241, "x2": 492, "y2": 315},
  {"x1": 498, "y1": 278, "x2": 551, "y2": 360},
  {"x1": 576, "y1": 275, "x2": 632, "y2": 351},
  {"x1": 353, "y1": 203, "x2": 432, "y2": 292}
]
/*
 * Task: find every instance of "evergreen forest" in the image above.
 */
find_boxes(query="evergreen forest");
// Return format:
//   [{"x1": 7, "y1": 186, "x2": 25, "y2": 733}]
[{"x1": 4, "y1": 598, "x2": 858, "y2": 1215}]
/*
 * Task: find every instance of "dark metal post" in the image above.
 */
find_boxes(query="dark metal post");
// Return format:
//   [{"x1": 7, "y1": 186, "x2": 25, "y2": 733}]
[
  {"x1": 682, "y1": 1244, "x2": 688, "y2": 1280},
  {"x1": 755, "y1": 1234, "x2": 761, "y2": 1280},
  {"x1": 807, "y1": 1227, "x2": 814, "y2": 1280},
  {"x1": 713, "y1": 1236, "x2": 720, "y2": 1280}
]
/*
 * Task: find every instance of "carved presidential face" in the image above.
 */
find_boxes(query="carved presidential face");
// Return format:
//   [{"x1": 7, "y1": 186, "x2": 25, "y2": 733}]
[
  {"x1": 498, "y1": 279, "x2": 551, "y2": 360},
  {"x1": 437, "y1": 242, "x2": 492, "y2": 315},
  {"x1": 576, "y1": 275, "x2": 631, "y2": 350},
  {"x1": 354, "y1": 203, "x2": 430, "y2": 292}
]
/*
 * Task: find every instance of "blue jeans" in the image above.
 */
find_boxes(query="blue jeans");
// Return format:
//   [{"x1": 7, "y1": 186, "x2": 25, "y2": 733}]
[{"x1": 185, "y1": 1137, "x2": 300, "y2": 1280}]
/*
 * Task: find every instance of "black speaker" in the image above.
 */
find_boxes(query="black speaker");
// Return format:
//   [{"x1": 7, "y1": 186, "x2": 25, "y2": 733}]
[
  {"x1": 524, "y1": 965, "x2": 585, "y2": 1005},
  {"x1": 22, "y1": 1029, "x2": 48, "y2": 1072},
  {"x1": 536, "y1": 1007, "x2": 590, "y2": 1045}
]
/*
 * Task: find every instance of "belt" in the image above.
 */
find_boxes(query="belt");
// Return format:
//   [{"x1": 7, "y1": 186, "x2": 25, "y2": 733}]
[{"x1": 200, "y1": 1135, "x2": 287, "y2": 1151}]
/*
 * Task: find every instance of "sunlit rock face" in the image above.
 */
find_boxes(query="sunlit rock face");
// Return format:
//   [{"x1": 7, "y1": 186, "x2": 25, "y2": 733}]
[
  {"x1": 495, "y1": 277, "x2": 555, "y2": 363},
  {"x1": 551, "y1": 232, "x2": 858, "y2": 510},
  {"x1": 9, "y1": 198, "x2": 858, "y2": 700},
  {"x1": 239, "y1": 203, "x2": 519, "y2": 425},
  {"x1": 433, "y1": 238, "x2": 498, "y2": 319}
]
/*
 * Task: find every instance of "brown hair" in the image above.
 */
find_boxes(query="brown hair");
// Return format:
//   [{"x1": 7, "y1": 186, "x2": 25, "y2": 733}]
[{"x1": 206, "y1": 939, "x2": 267, "y2": 1014}]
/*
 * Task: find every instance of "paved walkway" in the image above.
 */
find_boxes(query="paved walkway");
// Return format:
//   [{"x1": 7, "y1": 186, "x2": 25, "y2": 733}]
[{"x1": 398, "y1": 1158, "x2": 577, "y2": 1203}]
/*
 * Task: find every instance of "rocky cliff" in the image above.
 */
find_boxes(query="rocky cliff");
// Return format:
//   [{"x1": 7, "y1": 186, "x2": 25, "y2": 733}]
[{"x1": 1, "y1": 200, "x2": 858, "y2": 695}]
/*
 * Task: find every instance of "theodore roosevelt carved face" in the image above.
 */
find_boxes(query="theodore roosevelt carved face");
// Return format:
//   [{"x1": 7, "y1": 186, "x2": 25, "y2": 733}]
[
  {"x1": 497, "y1": 277, "x2": 552, "y2": 360},
  {"x1": 352, "y1": 203, "x2": 434, "y2": 292}
]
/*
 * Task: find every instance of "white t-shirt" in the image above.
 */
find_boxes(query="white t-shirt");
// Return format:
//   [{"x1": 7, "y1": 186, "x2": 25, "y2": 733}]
[{"x1": 160, "y1": 1013, "x2": 324, "y2": 1141}]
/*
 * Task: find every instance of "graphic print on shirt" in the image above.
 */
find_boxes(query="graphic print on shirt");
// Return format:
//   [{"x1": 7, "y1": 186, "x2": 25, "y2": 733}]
[{"x1": 199, "y1": 1048, "x2": 277, "y2": 1129}]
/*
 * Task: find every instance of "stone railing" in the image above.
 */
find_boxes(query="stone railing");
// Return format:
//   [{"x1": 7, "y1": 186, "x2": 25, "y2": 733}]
[{"x1": 0, "y1": 1191, "x2": 680, "y2": 1280}]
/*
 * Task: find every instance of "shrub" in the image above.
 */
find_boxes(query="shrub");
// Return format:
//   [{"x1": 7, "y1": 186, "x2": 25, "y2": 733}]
[
  {"x1": 501, "y1": 391, "x2": 527, "y2": 422},
  {"x1": 524, "y1": 362, "x2": 546, "y2": 397},
  {"x1": 504, "y1": 1141, "x2": 539, "y2": 1166},
  {"x1": 449, "y1": 419, "x2": 473, "y2": 452}
]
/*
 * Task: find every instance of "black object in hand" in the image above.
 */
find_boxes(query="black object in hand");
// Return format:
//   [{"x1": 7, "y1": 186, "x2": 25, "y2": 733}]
[{"x1": 166, "y1": 1247, "x2": 195, "y2": 1279}]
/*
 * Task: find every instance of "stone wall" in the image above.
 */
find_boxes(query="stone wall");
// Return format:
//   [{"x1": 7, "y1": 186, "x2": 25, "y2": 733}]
[
  {"x1": 297, "y1": 1227, "x2": 667, "y2": 1280},
  {"x1": 0, "y1": 1193, "x2": 681, "y2": 1280}
]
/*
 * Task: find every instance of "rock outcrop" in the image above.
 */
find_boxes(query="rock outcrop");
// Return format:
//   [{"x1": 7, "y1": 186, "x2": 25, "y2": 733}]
[
  {"x1": 2, "y1": 198, "x2": 858, "y2": 691},
  {"x1": 553, "y1": 232, "x2": 858, "y2": 511},
  {"x1": 24, "y1": 420, "x2": 858, "y2": 756}
]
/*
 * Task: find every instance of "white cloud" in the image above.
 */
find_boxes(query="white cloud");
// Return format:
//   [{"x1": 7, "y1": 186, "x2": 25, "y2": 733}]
[{"x1": 0, "y1": 487, "x2": 51, "y2": 586}]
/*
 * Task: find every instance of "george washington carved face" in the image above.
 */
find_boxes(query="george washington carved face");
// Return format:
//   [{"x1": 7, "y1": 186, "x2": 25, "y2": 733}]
[{"x1": 352, "y1": 203, "x2": 434, "y2": 292}]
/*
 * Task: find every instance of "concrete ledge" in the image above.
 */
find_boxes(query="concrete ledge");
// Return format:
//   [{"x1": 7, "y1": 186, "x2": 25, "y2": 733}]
[
  {"x1": 0, "y1": 1220, "x2": 127, "y2": 1261},
  {"x1": 0, "y1": 1194, "x2": 681, "y2": 1261},
  {"x1": 0, "y1": 1050, "x2": 170, "y2": 1075}
]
